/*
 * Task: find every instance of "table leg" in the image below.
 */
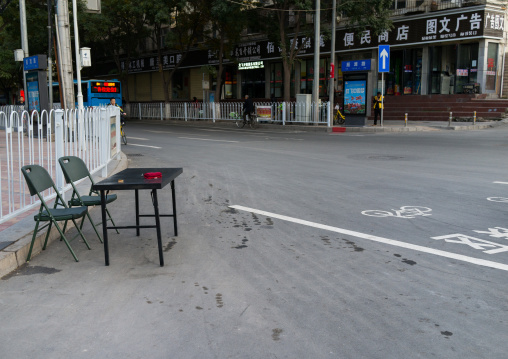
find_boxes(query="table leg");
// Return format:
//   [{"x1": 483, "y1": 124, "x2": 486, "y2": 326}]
[
  {"x1": 152, "y1": 189, "x2": 164, "y2": 267},
  {"x1": 100, "y1": 190, "x2": 110, "y2": 266},
  {"x1": 135, "y1": 189, "x2": 140, "y2": 236},
  {"x1": 171, "y1": 180, "x2": 178, "y2": 236}
]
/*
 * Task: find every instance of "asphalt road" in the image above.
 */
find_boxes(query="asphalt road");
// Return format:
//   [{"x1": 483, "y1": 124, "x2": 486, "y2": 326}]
[{"x1": 1, "y1": 122, "x2": 508, "y2": 359}]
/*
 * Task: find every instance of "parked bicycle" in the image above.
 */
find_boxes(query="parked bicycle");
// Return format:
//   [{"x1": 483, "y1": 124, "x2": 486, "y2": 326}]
[
  {"x1": 230, "y1": 111, "x2": 259, "y2": 129},
  {"x1": 333, "y1": 107, "x2": 345, "y2": 125}
]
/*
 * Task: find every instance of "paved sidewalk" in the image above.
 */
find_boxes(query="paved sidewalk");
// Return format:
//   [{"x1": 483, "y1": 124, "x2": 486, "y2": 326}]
[{"x1": 0, "y1": 153, "x2": 128, "y2": 278}]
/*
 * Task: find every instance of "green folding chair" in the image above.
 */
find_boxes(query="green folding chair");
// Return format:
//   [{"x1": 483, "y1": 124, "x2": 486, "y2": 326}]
[
  {"x1": 58, "y1": 156, "x2": 119, "y2": 243},
  {"x1": 21, "y1": 164, "x2": 91, "y2": 262}
]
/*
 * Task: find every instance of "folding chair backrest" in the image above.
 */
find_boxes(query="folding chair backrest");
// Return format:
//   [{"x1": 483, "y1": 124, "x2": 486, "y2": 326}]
[
  {"x1": 59, "y1": 156, "x2": 93, "y2": 184},
  {"x1": 21, "y1": 165, "x2": 56, "y2": 196}
]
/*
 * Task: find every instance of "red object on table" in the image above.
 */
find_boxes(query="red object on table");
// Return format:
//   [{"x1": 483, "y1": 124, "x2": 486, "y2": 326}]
[{"x1": 144, "y1": 172, "x2": 162, "y2": 179}]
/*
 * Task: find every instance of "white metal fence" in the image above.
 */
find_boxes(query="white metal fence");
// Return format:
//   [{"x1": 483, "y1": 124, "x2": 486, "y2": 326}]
[
  {"x1": 125, "y1": 101, "x2": 331, "y2": 126},
  {"x1": 0, "y1": 106, "x2": 120, "y2": 225}
]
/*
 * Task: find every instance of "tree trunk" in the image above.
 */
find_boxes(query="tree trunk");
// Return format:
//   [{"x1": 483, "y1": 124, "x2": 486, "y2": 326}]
[{"x1": 215, "y1": 36, "x2": 225, "y2": 102}]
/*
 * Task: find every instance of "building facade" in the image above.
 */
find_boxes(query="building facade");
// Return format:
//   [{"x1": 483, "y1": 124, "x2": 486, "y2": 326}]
[{"x1": 115, "y1": 0, "x2": 507, "y2": 103}]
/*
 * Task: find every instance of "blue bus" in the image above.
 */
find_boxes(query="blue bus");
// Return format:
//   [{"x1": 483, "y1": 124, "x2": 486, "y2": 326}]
[{"x1": 52, "y1": 79, "x2": 122, "y2": 108}]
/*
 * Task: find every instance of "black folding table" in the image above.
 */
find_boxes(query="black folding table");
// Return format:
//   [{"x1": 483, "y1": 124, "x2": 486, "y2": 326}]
[{"x1": 93, "y1": 168, "x2": 183, "y2": 266}]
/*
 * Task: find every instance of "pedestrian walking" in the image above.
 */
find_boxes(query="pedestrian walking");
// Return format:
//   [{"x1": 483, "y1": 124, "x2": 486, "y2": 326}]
[{"x1": 243, "y1": 94, "x2": 254, "y2": 122}]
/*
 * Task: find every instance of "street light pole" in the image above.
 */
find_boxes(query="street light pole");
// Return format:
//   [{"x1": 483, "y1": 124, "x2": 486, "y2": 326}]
[
  {"x1": 328, "y1": 0, "x2": 336, "y2": 126},
  {"x1": 312, "y1": 0, "x2": 320, "y2": 123},
  {"x1": 72, "y1": 0, "x2": 83, "y2": 110},
  {"x1": 19, "y1": 0, "x2": 29, "y2": 105}
]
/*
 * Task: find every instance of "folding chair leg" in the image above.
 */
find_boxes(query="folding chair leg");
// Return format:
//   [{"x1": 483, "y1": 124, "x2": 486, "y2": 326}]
[
  {"x1": 43, "y1": 221, "x2": 53, "y2": 250},
  {"x1": 53, "y1": 221, "x2": 79, "y2": 262},
  {"x1": 106, "y1": 208, "x2": 119, "y2": 234},
  {"x1": 86, "y1": 212, "x2": 104, "y2": 243},
  {"x1": 26, "y1": 220, "x2": 41, "y2": 262},
  {"x1": 60, "y1": 220, "x2": 69, "y2": 241},
  {"x1": 72, "y1": 218, "x2": 91, "y2": 250}
]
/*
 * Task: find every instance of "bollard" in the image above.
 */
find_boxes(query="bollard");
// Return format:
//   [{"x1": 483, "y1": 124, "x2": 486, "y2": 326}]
[
  {"x1": 473, "y1": 111, "x2": 476, "y2": 125},
  {"x1": 449, "y1": 112, "x2": 452, "y2": 127},
  {"x1": 405, "y1": 113, "x2": 408, "y2": 127}
]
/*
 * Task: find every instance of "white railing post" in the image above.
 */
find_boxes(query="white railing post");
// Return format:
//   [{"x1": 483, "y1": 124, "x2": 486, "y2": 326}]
[
  {"x1": 184, "y1": 103, "x2": 188, "y2": 121},
  {"x1": 138, "y1": 103, "x2": 142, "y2": 120},
  {"x1": 160, "y1": 103, "x2": 163, "y2": 121},
  {"x1": 282, "y1": 102, "x2": 286, "y2": 126},
  {"x1": 327, "y1": 101, "x2": 331, "y2": 127},
  {"x1": 54, "y1": 109, "x2": 65, "y2": 196},
  {"x1": 213, "y1": 103, "x2": 216, "y2": 123},
  {"x1": 100, "y1": 108, "x2": 108, "y2": 178}
]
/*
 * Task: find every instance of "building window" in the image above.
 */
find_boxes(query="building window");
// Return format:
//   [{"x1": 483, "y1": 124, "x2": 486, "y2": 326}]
[
  {"x1": 300, "y1": 58, "x2": 329, "y2": 98},
  {"x1": 485, "y1": 43, "x2": 498, "y2": 91}
]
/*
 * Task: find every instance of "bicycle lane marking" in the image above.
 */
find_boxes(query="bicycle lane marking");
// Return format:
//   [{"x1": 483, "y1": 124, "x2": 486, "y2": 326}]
[{"x1": 229, "y1": 205, "x2": 508, "y2": 272}]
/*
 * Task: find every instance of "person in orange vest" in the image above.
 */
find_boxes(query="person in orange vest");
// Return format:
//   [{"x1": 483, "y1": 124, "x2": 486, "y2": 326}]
[{"x1": 372, "y1": 92, "x2": 383, "y2": 126}]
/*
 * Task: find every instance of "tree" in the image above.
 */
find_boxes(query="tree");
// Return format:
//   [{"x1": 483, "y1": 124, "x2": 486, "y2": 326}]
[
  {"x1": 81, "y1": 0, "x2": 148, "y2": 104},
  {"x1": 142, "y1": 0, "x2": 208, "y2": 103},
  {"x1": 257, "y1": 0, "x2": 393, "y2": 102},
  {"x1": 206, "y1": 0, "x2": 249, "y2": 101}
]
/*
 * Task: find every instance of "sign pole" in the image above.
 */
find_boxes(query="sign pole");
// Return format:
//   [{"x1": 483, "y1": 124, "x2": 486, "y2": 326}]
[{"x1": 381, "y1": 72, "x2": 384, "y2": 127}]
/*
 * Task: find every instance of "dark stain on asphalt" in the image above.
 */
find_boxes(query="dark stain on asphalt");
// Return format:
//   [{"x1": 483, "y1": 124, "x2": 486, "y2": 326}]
[
  {"x1": 2, "y1": 265, "x2": 61, "y2": 280},
  {"x1": 402, "y1": 259, "x2": 417, "y2": 265},
  {"x1": 164, "y1": 239, "x2": 177, "y2": 252},
  {"x1": 204, "y1": 196, "x2": 212, "y2": 203},
  {"x1": 216, "y1": 294, "x2": 224, "y2": 308},
  {"x1": 272, "y1": 328, "x2": 283, "y2": 341},
  {"x1": 196, "y1": 306, "x2": 203, "y2": 310},
  {"x1": 234, "y1": 237, "x2": 248, "y2": 249},
  {"x1": 394, "y1": 254, "x2": 402, "y2": 257},
  {"x1": 252, "y1": 213, "x2": 261, "y2": 225},
  {"x1": 441, "y1": 331, "x2": 453, "y2": 338},
  {"x1": 222, "y1": 207, "x2": 237, "y2": 214},
  {"x1": 321, "y1": 236, "x2": 331, "y2": 245},
  {"x1": 244, "y1": 228, "x2": 252, "y2": 231},
  {"x1": 342, "y1": 238, "x2": 364, "y2": 252},
  {"x1": 266, "y1": 218, "x2": 274, "y2": 225}
]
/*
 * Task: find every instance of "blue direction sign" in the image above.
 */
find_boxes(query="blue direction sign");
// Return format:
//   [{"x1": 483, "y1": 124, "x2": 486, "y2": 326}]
[{"x1": 378, "y1": 45, "x2": 390, "y2": 73}]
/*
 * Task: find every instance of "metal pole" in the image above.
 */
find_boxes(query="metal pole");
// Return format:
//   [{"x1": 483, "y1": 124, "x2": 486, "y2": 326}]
[
  {"x1": 449, "y1": 112, "x2": 452, "y2": 126},
  {"x1": 381, "y1": 72, "x2": 384, "y2": 127},
  {"x1": 47, "y1": 0, "x2": 53, "y2": 110},
  {"x1": 312, "y1": 0, "x2": 321, "y2": 123},
  {"x1": 405, "y1": 113, "x2": 407, "y2": 127},
  {"x1": 72, "y1": 0, "x2": 83, "y2": 110},
  {"x1": 19, "y1": 0, "x2": 29, "y2": 106},
  {"x1": 328, "y1": 0, "x2": 336, "y2": 127},
  {"x1": 473, "y1": 111, "x2": 476, "y2": 125}
]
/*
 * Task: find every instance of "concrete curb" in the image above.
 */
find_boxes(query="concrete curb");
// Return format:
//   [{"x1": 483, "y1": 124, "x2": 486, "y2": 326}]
[
  {"x1": 0, "y1": 152, "x2": 128, "y2": 278},
  {"x1": 137, "y1": 118, "x2": 507, "y2": 133}
]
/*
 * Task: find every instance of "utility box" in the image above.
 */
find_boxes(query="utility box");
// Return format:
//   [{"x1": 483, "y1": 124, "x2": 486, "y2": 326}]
[
  {"x1": 81, "y1": 48, "x2": 91, "y2": 67},
  {"x1": 295, "y1": 94, "x2": 311, "y2": 123}
]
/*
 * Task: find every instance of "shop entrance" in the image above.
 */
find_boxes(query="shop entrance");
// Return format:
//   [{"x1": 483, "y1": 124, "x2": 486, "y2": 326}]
[
  {"x1": 241, "y1": 68, "x2": 265, "y2": 98},
  {"x1": 384, "y1": 49, "x2": 422, "y2": 95}
]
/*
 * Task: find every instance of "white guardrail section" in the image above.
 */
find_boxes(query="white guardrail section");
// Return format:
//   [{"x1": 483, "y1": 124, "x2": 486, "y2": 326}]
[
  {"x1": 125, "y1": 101, "x2": 331, "y2": 125},
  {"x1": 0, "y1": 106, "x2": 120, "y2": 225}
]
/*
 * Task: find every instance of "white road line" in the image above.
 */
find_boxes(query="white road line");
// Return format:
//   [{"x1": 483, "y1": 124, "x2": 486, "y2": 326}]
[
  {"x1": 126, "y1": 143, "x2": 162, "y2": 149},
  {"x1": 127, "y1": 137, "x2": 149, "y2": 141},
  {"x1": 178, "y1": 137, "x2": 239, "y2": 143},
  {"x1": 493, "y1": 181, "x2": 508, "y2": 185},
  {"x1": 230, "y1": 205, "x2": 508, "y2": 272}
]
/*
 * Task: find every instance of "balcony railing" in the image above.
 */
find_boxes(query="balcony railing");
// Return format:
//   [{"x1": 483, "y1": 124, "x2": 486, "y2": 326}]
[{"x1": 390, "y1": 0, "x2": 488, "y2": 16}]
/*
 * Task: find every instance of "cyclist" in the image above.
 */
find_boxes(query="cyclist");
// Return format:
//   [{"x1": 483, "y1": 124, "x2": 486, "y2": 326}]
[
  {"x1": 109, "y1": 98, "x2": 126, "y2": 117},
  {"x1": 243, "y1": 94, "x2": 254, "y2": 123}
]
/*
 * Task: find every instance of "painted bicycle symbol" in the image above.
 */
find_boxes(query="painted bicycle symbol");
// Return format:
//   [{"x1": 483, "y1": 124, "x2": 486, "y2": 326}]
[
  {"x1": 362, "y1": 206, "x2": 432, "y2": 219},
  {"x1": 487, "y1": 197, "x2": 508, "y2": 203}
]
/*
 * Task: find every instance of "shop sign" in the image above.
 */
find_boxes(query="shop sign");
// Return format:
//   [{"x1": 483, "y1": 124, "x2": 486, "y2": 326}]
[
  {"x1": 238, "y1": 61, "x2": 264, "y2": 70},
  {"x1": 341, "y1": 60, "x2": 371, "y2": 72},
  {"x1": 457, "y1": 69, "x2": 469, "y2": 76},
  {"x1": 119, "y1": 10, "x2": 504, "y2": 75}
]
